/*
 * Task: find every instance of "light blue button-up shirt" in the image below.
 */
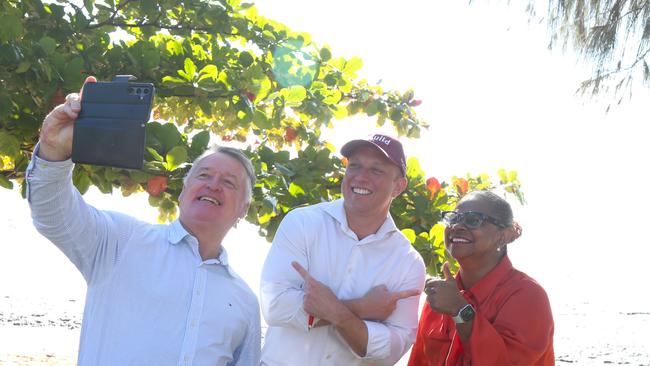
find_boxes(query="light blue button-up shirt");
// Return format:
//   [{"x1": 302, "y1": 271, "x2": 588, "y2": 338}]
[{"x1": 26, "y1": 154, "x2": 260, "y2": 366}]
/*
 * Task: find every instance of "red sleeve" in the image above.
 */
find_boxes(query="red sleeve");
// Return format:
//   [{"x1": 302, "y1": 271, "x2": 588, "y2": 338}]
[
  {"x1": 464, "y1": 280, "x2": 554, "y2": 365},
  {"x1": 408, "y1": 304, "x2": 453, "y2": 366},
  {"x1": 407, "y1": 304, "x2": 429, "y2": 366}
]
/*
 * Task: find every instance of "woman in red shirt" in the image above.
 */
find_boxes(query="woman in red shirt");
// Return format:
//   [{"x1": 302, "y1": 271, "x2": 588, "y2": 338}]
[{"x1": 408, "y1": 191, "x2": 554, "y2": 366}]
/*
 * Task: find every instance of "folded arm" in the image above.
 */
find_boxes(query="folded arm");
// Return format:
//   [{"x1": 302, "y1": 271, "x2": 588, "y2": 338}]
[{"x1": 293, "y1": 261, "x2": 424, "y2": 365}]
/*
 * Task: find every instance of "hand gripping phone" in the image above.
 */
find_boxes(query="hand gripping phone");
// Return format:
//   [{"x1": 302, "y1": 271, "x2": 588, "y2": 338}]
[{"x1": 71, "y1": 75, "x2": 154, "y2": 169}]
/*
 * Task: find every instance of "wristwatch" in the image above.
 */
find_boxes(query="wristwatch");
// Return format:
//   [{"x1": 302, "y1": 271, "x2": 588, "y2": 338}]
[{"x1": 452, "y1": 303, "x2": 476, "y2": 324}]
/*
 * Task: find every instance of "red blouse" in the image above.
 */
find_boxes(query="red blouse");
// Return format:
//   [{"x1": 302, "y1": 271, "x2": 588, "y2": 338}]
[{"x1": 408, "y1": 256, "x2": 554, "y2": 366}]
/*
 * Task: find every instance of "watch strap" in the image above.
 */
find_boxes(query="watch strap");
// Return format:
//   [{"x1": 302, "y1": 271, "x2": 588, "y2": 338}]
[{"x1": 452, "y1": 303, "x2": 475, "y2": 324}]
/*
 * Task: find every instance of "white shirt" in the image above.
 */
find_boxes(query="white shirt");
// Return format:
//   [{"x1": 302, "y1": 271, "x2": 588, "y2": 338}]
[
  {"x1": 26, "y1": 155, "x2": 261, "y2": 366},
  {"x1": 260, "y1": 199, "x2": 425, "y2": 366}
]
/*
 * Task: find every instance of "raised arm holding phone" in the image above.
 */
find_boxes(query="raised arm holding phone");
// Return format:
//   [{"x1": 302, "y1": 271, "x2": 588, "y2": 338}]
[{"x1": 28, "y1": 77, "x2": 261, "y2": 366}]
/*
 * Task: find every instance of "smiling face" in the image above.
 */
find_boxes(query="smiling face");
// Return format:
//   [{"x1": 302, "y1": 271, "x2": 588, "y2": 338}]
[
  {"x1": 341, "y1": 145, "x2": 407, "y2": 220},
  {"x1": 178, "y1": 152, "x2": 250, "y2": 236},
  {"x1": 444, "y1": 197, "x2": 505, "y2": 263}
]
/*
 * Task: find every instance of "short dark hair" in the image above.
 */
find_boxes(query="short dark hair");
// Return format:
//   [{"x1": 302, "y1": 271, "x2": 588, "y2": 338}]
[{"x1": 461, "y1": 190, "x2": 513, "y2": 227}]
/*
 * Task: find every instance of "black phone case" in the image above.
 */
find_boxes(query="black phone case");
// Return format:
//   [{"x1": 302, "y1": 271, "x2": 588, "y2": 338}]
[{"x1": 71, "y1": 75, "x2": 154, "y2": 169}]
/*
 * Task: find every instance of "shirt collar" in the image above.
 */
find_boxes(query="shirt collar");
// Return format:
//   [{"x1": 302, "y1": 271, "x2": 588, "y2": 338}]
[
  {"x1": 168, "y1": 220, "x2": 189, "y2": 245},
  {"x1": 323, "y1": 198, "x2": 400, "y2": 240},
  {"x1": 167, "y1": 220, "x2": 237, "y2": 277},
  {"x1": 457, "y1": 255, "x2": 514, "y2": 302},
  {"x1": 205, "y1": 247, "x2": 238, "y2": 277}
]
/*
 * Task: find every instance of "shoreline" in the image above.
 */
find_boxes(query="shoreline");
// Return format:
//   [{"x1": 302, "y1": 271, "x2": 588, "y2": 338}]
[{"x1": 2, "y1": 307, "x2": 649, "y2": 366}]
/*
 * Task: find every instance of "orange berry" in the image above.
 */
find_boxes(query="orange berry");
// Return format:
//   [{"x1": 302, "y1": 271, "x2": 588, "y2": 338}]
[{"x1": 146, "y1": 176, "x2": 168, "y2": 197}]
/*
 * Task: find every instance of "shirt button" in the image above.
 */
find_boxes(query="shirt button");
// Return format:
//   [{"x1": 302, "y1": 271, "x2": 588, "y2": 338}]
[
  {"x1": 191, "y1": 320, "x2": 197, "y2": 327},
  {"x1": 184, "y1": 355, "x2": 190, "y2": 363},
  {"x1": 196, "y1": 289, "x2": 201, "y2": 296},
  {"x1": 326, "y1": 354, "x2": 332, "y2": 359}
]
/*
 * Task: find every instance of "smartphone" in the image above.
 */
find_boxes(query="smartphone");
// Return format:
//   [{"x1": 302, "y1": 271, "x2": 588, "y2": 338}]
[{"x1": 71, "y1": 75, "x2": 154, "y2": 169}]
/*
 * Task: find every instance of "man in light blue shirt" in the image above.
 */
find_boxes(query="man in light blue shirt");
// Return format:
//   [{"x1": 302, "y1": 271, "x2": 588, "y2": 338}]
[{"x1": 26, "y1": 77, "x2": 261, "y2": 366}]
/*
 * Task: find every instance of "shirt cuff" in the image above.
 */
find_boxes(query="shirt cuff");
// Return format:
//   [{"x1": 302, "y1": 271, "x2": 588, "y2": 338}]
[
  {"x1": 27, "y1": 144, "x2": 74, "y2": 180},
  {"x1": 26, "y1": 144, "x2": 74, "y2": 201},
  {"x1": 360, "y1": 320, "x2": 391, "y2": 360}
]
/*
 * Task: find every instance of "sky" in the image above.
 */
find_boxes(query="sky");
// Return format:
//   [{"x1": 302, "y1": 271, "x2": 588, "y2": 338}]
[
  {"x1": 1, "y1": 0, "x2": 649, "y2": 362},
  {"x1": 249, "y1": 0, "x2": 650, "y2": 304}
]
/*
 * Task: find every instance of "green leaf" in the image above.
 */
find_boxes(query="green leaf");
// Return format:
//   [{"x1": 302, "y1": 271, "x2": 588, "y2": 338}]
[
  {"x1": 162, "y1": 75, "x2": 187, "y2": 86},
  {"x1": 331, "y1": 104, "x2": 347, "y2": 119},
  {"x1": 508, "y1": 170, "x2": 518, "y2": 182},
  {"x1": 284, "y1": 85, "x2": 307, "y2": 104},
  {"x1": 146, "y1": 147, "x2": 164, "y2": 162},
  {"x1": 239, "y1": 51, "x2": 254, "y2": 67},
  {"x1": 343, "y1": 56, "x2": 363, "y2": 75},
  {"x1": 191, "y1": 131, "x2": 210, "y2": 154},
  {"x1": 0, "y1": 175, "x2": 13, "y2": 189},
  {"x1": 322, "y1": 90, "x2": 341, "y2": 104},
  {"x1": 406, "y1": 157, "x2": 425, "y2": 178},
  {"x1": 197, "y1": 98, "x2": 211, "y2": 115},
  {"x1": 0, "y1": 95, "x2": 11, "y2": 118},
  {"x1": 310, "y1": 81, "x2": 327, "y2": 92},
  {"x1": 498, "y1": 168, "x2": 507, "y2": 183},
  {"x1": 288, "y1": 182, "x2": 305, "y2": 197},
  {"x1": 0, "y1": 132, "x2": 20, "y2": 157},
  {"x1": 39, "y1": 36, "x2": 57, "y2": 55},
  {"x1": 429, "y1": 223, "x2": 446, "y2": 247},
  {"x1": 253, "y1": 110, "x2": 271, "y2": 129},
  {"x1": 320, "y1": 46, "x2": 332, "y2": 62},
  {"x1": 275, "y1": 163, "x2": 295, "y2": 177},
  {"x1": 198, "y1": 64, "x2": 219, "y2": 81},
  {"x1": 63, "y1": 56, "x2": 85, "y2": 88},
  {"x1": 0, "y1": 11, "x2": 25, "y2": 42},
  {"x1": 165, "y1": 146, "x2": 188, "y2": 171},
  {"x1": 15, "y1": 61, "x2": 31, "y2": 73},
  {"x1": 83, "y1": 0, "x2": 95, "y2": 11},
  {"x1": 157, "y1": 123, "x2": 184, "y2": 152},
  {"x1": 401, "y1": 228, "x2": 416, "y2": 243},
  {"x1": 141, "y1": 48, "x2": 160, "y2": 69},
  {"x1": 179, "y1": 58, "x2": 197, "y2": 81},
  {"x1": 140, "y1": 0, "x2": 157, "y2": 16},
  {"x1": 166, "y1": 39, "x2": 184, "y2": 56},
  {"x1": 129, "y1": 170, "x2": 149, "y2": 183},
  {"x1": 366, "y1": 100, "x2": 381, "y2": 116},
  {"x1": 73, "y1": 169, "x2": 92, "y2": 194}
]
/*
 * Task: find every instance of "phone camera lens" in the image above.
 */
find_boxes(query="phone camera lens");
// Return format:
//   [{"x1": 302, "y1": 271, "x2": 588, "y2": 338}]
[
  {"x1": 143, "y1": 88, "x2": 150, "y2": 94},
  {"x1": 128, "y1": 87, "x2": 135, "y2": 94},
  {"x1": 136, "y1": 87, "x2": 142, "y2": 94}
]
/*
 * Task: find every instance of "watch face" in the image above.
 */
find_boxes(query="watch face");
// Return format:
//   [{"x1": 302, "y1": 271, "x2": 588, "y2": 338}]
[{"x1": 459, "y1": 304, "x2": 476, "y2": 321}]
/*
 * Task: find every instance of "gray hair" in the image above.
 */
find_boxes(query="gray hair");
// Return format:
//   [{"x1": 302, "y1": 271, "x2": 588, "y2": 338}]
[{"x1": 183, "y1": 146, "x2": 256, "y2": 202}]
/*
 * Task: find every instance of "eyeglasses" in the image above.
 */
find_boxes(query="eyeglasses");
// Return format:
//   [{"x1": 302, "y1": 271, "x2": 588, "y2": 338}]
[{"x1": 441, "y1": 211, "x2": 507, "y2": 229}]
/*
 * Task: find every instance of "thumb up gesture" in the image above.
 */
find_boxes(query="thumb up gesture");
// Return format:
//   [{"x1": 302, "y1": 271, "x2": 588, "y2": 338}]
[{"x1": 424, "y1": 262, "x2": 467, "y2": 315}]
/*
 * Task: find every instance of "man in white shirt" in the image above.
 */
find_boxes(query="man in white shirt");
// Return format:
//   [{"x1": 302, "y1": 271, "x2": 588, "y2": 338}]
[
  {"x1": 260, "y1": 134, "x2": 426, "y2": 365},
  {"x1": 27, "y1": 77, "x2": 260, "y2": 365}
]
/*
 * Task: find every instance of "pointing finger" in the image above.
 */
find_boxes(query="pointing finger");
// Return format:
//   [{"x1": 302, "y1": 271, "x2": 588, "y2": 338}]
[
  {"x1": 291, "y1": 261, "x2": 310, "y2": 280},
  {"x1": 393, "y1": 288, "x2": 421, "y2": 300}
]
